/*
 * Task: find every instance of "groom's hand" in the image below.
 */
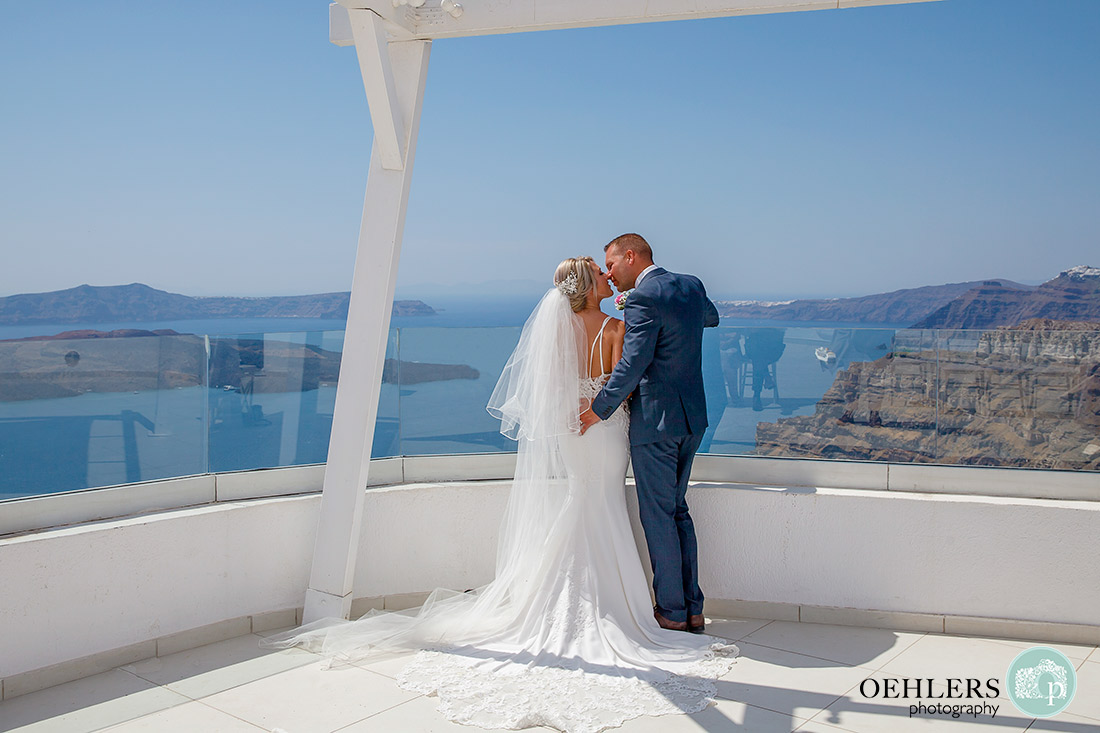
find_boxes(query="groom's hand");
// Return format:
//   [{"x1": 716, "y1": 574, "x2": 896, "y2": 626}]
[{"x1": 579, "y1": 407, "x2": 602, "y2": 435}]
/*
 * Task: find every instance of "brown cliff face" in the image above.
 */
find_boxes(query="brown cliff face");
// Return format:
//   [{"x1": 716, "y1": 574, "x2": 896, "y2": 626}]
[
  {"x1": 755, "y1": 321, "x2": 1100, "y2": 471},
  {"x1": 911, "y1": 267, "x2": 1100, "y2": 328}
]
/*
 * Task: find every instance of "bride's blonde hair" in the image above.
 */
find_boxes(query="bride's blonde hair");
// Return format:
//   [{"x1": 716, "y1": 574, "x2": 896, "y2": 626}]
[{"x1": 554, "y1": 257, "x2": 597, "y2": 313}]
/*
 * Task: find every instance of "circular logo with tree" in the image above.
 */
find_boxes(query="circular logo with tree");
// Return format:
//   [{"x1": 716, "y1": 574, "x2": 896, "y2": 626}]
[{"x1": 1006, "y1": 646, "x2": 1077, "y2": 718}]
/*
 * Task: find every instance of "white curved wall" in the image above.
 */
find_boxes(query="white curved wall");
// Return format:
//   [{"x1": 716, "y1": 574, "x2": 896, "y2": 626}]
[
  {"x1": 2, "y1": 475, "x2": 1097, "y2": 692},
  {"x1": 689, "y1": 485, "x2": 1099, "y2": 624},
  {"x1": 353, "y1": 481, "x2": 1100, "y2": 629},
  {"x1": 0, "y1": 497, "x2": 317, "y2": 681},
  {"x1": 354, "y1": 482, "x2": 510, "y2": 597}
]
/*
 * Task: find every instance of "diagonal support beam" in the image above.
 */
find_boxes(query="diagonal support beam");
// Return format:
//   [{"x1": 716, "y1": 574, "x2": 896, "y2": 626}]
[
  {"x1": 350, "y1": 10, "x2": 407, "y2": 171},
  {"x1": 303, "y1": 36, "x2": 431, "y2": 624}
]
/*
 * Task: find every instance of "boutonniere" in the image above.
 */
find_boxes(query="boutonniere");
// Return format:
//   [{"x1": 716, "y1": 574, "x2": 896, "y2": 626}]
[{"x1": 614, "y1": 289, "x2": 634, "y2": 311}]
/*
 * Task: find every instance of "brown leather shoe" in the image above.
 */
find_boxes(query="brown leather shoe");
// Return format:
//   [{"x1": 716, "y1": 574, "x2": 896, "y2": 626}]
[
  {"x1": 688, "y1": 614, "x2": 706, "y2": 634},
  {"x1": 654, "y1": 609, "x2": 689, "y2": 632}
]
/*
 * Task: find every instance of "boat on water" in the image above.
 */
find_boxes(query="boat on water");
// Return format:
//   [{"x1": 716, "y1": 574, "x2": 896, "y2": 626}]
[{"x1": 815, "y1": 346, "x2": 837, "y2": 368}]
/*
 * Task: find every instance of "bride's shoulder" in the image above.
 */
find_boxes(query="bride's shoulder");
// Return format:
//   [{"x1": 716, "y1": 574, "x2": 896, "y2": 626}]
[{"x1": 608, "y1": 317, "x2": 625, "y2": 337}]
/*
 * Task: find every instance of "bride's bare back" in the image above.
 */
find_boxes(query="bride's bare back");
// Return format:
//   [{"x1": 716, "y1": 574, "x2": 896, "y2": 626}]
[
  {"x1": 575, "y1": 258, "x2": 624, "y2": 379},
  {"x1": 578, "y1": 308, "x2": 624, "y2": 379}
]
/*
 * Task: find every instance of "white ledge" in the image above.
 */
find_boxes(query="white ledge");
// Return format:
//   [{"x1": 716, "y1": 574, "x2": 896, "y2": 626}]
[{"x1": 2, "y1": 453, "x2": 1096, "y2": 538}]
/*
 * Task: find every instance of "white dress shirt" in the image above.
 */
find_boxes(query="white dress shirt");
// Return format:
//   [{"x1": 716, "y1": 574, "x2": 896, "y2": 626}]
[{"x1": 633, "y1": 264, "x2": 659, "y2": 289}]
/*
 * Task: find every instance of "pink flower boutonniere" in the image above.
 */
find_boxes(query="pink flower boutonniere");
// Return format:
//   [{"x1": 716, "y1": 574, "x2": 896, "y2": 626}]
[{"x1": 614, "y1": 289, "x2": 634, "y2": 311}]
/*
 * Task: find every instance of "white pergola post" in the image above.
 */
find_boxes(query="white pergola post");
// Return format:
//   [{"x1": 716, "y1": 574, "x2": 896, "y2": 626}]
[{"x1": 304, "y1": 11, "x2": 430, "y2": 623}]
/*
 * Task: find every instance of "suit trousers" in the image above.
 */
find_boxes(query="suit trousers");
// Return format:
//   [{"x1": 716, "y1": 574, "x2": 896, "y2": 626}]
[{"x1": 630, "y1": 433, "x2": 705, "y2": 623}]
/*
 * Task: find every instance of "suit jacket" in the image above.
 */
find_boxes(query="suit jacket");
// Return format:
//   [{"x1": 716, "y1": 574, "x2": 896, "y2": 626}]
[{"x1": 591, "y1": 267, "x2": 720, "y2": 445}]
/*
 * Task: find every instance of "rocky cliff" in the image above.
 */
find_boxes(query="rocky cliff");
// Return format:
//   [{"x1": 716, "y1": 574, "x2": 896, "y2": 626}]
[
  {"x1": 912, "y1": 266, "x2": 1100, "y2": 329},
  {"x1": 755, "y1": 320, "x2": 1100, "y2": 471},
  {"x1": 715, "y1": 279, "x2": 1030, "y2": 324},
  {"x1": 0, "y1": 283, "x2": 436, "y2": 325}
]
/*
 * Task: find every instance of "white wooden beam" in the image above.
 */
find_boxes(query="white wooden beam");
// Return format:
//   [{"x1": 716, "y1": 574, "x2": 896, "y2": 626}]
[
  {"x1": 349, "y1": 10, "x2": 408, "y2": 171},
  {"x1": 330, "y1": 3, "x2": 355, "y2": 47},
  {"x1": 331, "y1": 2, "x2": 414, "y2": 46},
  {"x1": 332, "y1": 0, "x2": 940, "y2": 43},
  {"x1": 304, "y1": 38, "x2": 432, "y2": 624}
]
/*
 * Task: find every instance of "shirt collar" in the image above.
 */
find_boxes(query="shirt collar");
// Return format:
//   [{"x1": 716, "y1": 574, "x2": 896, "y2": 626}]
[{"x1": 634, "y1": 264, "x2": 659, "y2": 288}]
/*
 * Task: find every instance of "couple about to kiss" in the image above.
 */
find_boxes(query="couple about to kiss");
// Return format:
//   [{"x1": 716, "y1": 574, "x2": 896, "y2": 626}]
[{"x1": 266, "y1": 233, "x2": 735, "y2": 733}]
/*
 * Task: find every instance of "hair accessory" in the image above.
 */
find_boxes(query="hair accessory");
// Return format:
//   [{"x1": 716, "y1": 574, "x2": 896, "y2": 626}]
[{"x1": 556, "y1": 270, "x2": 579, "y2": 296}]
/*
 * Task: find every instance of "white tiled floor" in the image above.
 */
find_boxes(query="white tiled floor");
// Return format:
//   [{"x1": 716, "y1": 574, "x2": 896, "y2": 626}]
[{"x1": 1, "y1": 618, "x2": 1096, "y2": 733}]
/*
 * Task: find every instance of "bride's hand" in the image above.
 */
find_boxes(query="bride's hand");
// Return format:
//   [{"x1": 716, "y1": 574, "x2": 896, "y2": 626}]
[{"x1": 579, "y1": 406, "x2": 601, "y2": 435}]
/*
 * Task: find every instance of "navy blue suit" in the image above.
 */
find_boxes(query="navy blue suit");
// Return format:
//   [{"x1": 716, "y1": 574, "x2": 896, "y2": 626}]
[{"x1": 591, "y1": 267, "x2": 719, "y2": 623}]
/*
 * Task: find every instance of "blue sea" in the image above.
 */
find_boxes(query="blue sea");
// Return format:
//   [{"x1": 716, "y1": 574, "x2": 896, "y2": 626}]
[{"x1": 0, "y1": 296, "x2": 908, "y2": 501}]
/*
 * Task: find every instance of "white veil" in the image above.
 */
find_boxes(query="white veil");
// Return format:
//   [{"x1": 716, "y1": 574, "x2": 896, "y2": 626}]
[
  {"x1": 487, "y1": 287, "x2": 586, "y2": 441},
  {"x1": 263, "y1": 287, "x2": 587, "y2": 656},
  {"x1": 485, "y1": 286, "x2": 587, "y2": 589}
]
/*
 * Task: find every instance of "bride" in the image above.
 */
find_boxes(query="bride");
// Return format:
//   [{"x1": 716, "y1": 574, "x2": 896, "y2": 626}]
[{"x1": 265, "y1": 257, "x2": 738, "y2": 733}]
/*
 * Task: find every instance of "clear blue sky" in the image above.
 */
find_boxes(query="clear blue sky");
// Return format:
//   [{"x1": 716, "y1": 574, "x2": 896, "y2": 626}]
[{"x1": 2, "y1": 0, "x2": 1098, "y2": 301}]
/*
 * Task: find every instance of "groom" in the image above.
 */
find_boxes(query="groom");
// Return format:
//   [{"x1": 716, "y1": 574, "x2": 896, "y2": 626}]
[{"x1": 580, "y1": 233, "x2": 720, "y2": 634}]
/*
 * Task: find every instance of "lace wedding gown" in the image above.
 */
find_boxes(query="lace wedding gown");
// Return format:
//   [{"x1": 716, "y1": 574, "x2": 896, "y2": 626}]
[{"x1": 265, "y1": 294, "x2": 738, "y2": 733}]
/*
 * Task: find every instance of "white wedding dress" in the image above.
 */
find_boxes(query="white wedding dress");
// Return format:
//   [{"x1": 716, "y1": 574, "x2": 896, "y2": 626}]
[{"x1": 265, "y1": 290, "x2": 738, "y2": 733}]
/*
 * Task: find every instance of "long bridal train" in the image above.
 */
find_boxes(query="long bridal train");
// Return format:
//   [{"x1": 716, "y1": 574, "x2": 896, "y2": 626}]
[{"x1": 264, "y1": 289, "x2": 737, "y2": 733}]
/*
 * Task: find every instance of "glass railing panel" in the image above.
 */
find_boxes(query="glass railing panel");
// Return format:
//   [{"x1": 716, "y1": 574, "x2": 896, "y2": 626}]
[
  {"x1": 396, "y1": 326, "x2": 521, "y2": 456},
  {"x1": 877, "y1": 329, "x2": 941, "y2": 463},
  {"x1": 205, "y1": 328, "x2": 398, "y2": 472},
  {"x1": 0, "y1": 333, "x2": 206, "y2": 500},
  {"x1": 703, "y1": 326, "x2": 796, "y2": 455},
  {"x1": 375, "y1": 328, "x2": 400, "y2": 459},
  {"x1": 4, "y1": 322, "x2": 1096, "y2": 506},
  {"x1": 703, "y1": 326, "x2": 941, "y2": 463},
  {"x1": 812, "y1": 328, "x2": 939, "y2": 463},
  {"x1": 208, "y1": 330, "x2": 316, "y2": 472},
  {"x1": 936, "y1": 328, "x2": 1100, "y2": 470},
  {"x1": 714, "y1": 325, "x2": 888, "y2": 456}
]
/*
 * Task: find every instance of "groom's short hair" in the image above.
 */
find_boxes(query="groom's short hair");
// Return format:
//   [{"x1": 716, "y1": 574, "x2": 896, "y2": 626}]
[{"x1": 605, "y1": 233, "x2": 653, "y2": 262}]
